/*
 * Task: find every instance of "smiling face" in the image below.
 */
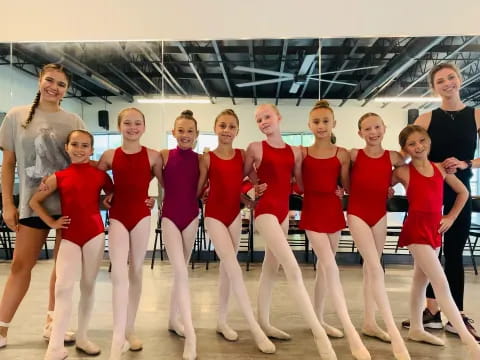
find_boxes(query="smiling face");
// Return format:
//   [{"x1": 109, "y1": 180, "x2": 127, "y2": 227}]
[
  {"x1": 308, "y1": 107, "x2": 335, "y2": 140},
  {"x1": 214, "y1": 114, "x2": 239, "y2": 145},
  {"x1": 431, "y1": 67, "x2": 462, "y2": 99},
  {"x1": 118, "y1": 109, "x2": 145, "y2": 141},
  {"x1": 358, "y1": 115, "x2": 386, "y2": 146},
  {"x1": 255, "y1": 104, "x2": 280, "y2": 136},
  {"x1": 38, "y1": 69, "x2": 69, "y2": 105},
  {"x1": 65, "y1": 131, "x2": 93, "y2": 164},
  {"x1": 402, "y1": 131, "x2": 431, "y2": 160},
  {"x1": 173, "y1": 118, "x2": 198, "y2": 149}
]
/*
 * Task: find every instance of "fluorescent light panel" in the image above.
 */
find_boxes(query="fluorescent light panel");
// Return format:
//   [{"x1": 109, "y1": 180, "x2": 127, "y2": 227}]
[
  {"x1": 374, "y1": 96, "x2": 442, "y2": 103},
  {"x1": 137, "y1": 98, "x2": 210, "y2": 104}
]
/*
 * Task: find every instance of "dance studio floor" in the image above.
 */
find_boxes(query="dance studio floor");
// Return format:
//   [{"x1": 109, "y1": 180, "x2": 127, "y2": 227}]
[{"x1": 0, "y1": 260, "x2": 478, "y2": 359}]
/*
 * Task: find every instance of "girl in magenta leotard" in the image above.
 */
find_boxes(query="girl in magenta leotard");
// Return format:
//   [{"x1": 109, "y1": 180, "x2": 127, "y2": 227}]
[
  {"x1": 160, "y1": 110, "x2": 202, "y2": 360},
  {"x1": 199, "y1": 109, "x2": 274, "y2": 354},
  {"x1": 97, "y1": 108, "x2": 163, "y2": 359},
  {"x1": 347, "y1": 113, "x2": 409, "y2": 359},
  {"x1": 393, "y1": 125, "x2": 480, "y2": 358},
  {"x1": 30, "y1": 130, "x2": 113, "y2": 360},
  {"x1": 299, "y1": 100, "x2": 370, "y2": 360},
  {"x1": 244, "y1": 104, "x2": 336, "y2": 360}
]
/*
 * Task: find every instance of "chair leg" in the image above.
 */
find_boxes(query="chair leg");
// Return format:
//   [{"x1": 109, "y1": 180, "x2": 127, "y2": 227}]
[
  {"x1": 304, "y1": 232, "x2": 309, "y2": 262},
  {"x1": 151, "y1": 232, "x2": 159, "y2": 270},
  {"x1": 467, "y1": 236, "x2": 478, "y2": 276},
  {"x1": 44, "y1": 241, "x2": 49, "y2": 259},
  {"x1": 205, "y1": 239, "x2": 212, "y2": 270}
]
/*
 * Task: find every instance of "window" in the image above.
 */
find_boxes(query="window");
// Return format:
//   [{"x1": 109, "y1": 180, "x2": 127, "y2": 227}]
[
  {"x1": 471, "y1": 138, "x2": 480, "y2": 196},
  {"x1": 167, "y1": 132, "x2": 218, "y2": 153},
  {"x1": 281, "y1": 132, "x2": 314, "y2": 147},
  {"x1": 92, "y1": 132, "x2": 122, "y2": 160}
]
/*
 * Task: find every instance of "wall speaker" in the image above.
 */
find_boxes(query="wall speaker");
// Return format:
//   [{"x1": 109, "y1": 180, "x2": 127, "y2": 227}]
[
  {"x1": 98, "y1": 110, "x2": 109, "y2": 130},
  {"x1": 407, "y1": 108, "x2": 419, "y2": 125}
]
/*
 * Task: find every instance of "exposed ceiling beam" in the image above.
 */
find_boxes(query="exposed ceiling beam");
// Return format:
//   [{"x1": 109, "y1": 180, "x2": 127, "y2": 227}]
[
  {"x1": 16, "y1": 43, "x2": 134, "y2": 103},
  {"x1": 296, "y1": 60, "x2": 317, "y2": 106},
  {"x1": 212, "y1": 40, "x2": 235, "y2": 105},
  {"x1": 174, "y1": 41, "x2": 214, "y2": 103},
  {"x1": 358, "y1": 36, "x2": 446, "y2": 100},
  {"x1": 105, "y1": 63, "x2": 147, "y2": 95},
  {"x1": 275, "y1": 40, "x2": 289, "y2": 105},
  {"x1": 137, "y1": 44, "x2": 186, "y2": 95},
  {"x1": 248, "y1": 41, "x2": 257, "y2": 106}
]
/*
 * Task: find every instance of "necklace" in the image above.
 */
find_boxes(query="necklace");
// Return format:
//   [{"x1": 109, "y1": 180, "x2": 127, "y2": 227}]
[{"x1": 440, "y1": 106, "x2": 466, "y2": 121}]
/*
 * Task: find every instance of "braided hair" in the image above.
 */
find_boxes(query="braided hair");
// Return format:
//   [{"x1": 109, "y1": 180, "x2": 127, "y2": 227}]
[{"x1": 22, "y1": 64, "x2": 71, "y2": 129}]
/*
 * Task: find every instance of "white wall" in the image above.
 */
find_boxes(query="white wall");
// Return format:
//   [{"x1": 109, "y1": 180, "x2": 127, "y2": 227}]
[{"x1": 2, "y1": 0, "x2": 480, "y2": 42}]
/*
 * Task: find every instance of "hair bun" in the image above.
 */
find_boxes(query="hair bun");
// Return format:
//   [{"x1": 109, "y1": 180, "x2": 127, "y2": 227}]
[
  {"x1": 181, "y1": 110, "x2": 194, "y2": 117},
  {"x1": 315, "y1": 99, "x2": 330, "y2": 107}
]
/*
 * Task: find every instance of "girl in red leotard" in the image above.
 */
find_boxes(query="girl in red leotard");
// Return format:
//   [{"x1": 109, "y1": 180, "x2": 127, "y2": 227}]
[
  {"x1": 244, "y1": 104, "x2": 336, "y2": 360},
  {"x1": 300, "y1": 100, "x2": 370, "y2": 360},
  {"x1": 393, "y1": 125, "x2": 480, "y2": 358},
  {"x1": 30, "y1": 130, "x2": 113, "y2": 360},
  {"x1": 97, "y1": 108, "x2": 163, "y2": 360},
  {"x1": 199, "y1": 109, "x2": 274, "y2": 354},
  {"x1": 347, "y1": 113, "x2": 409, "y2": 360}
]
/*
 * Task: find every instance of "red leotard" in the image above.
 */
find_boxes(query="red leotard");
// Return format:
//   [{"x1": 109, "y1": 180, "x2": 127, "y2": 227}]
[
  {"x1": 255, "y1": 141, "x2": 294, "y2": 223},
  {"x1": 109, "y1": 146, "x2": 152, "y2": 231},
  {"x1": 398, "y1": 163, "x2": 444, "y2": 248},
  {"x1": 205, "y1": 149, "x2": 243, "y2": 227},
  {"x1": 300, "y1": 147, "x2": 346, "y2": 233},
  {"x1": 348, "y1": 149, "x2": 392, "y2": 227},
  {"x1": 56, "y1": 163, "x2": 113, "y2": 247}
]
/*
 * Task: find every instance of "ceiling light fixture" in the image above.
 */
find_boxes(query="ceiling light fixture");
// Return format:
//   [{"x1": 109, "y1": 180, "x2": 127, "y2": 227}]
[
  {"x1": 136, "y1": 98, "x2": 210, "y2": 104},
  {"x1": 374, "y1": 96, "x2": 442, "y2": 103}
]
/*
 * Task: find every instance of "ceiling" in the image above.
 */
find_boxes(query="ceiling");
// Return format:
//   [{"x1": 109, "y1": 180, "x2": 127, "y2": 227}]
[{"x1": 1, "y1": 36, "x2": 480, "y2": 108}]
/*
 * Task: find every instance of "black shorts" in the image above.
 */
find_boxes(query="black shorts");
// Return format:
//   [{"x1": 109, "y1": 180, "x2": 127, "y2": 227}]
[{"x1": 19, "y1": 216, "x2": 60, "y2": 230}]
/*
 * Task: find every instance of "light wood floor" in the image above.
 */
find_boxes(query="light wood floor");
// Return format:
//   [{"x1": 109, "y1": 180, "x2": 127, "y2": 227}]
[{"x1": 0, "y1": 259, "x2": 479, "y2": 359}]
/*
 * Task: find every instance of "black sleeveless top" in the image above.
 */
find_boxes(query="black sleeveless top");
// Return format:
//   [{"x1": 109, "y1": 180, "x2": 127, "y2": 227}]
[{"x1": 428, "y1": 106, "x2": 477, "y2": 181}]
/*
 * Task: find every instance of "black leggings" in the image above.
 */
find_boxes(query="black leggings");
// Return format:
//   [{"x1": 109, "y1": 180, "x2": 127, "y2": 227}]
[{"x1": 426, "y1": 177, "x2": 471, "y2": 311}]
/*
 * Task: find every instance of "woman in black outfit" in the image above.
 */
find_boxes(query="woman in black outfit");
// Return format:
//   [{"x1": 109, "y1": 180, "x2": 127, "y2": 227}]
[{"x1": 403, "y1": 62, "x2": 480, "y2": 341}]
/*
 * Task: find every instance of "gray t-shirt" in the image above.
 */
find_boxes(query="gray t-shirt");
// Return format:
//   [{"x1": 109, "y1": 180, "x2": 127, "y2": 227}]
[{"x1": 0, "y1": 105, "x2": 86, "y2": 219}]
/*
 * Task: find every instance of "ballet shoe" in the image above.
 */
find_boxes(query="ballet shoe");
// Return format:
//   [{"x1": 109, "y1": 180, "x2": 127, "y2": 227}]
[
  {"x1": 75, "y1": 339, "x2": 101, "y2": 356},
  {"x1": 408, "y1": 329, "x2": 445, "y2": 346},
  {"x1": 126, "y1": 334, "x2": 143, "y2": 351},
  {"x1": 43, "y1": 322, "x2": 76, "y2": 345},
  {"x1": 361, "y1": 326, "x2": 391, "y2": 343},
  {"x1": 168, "y1": 320, "x2": 185, "y2": 338},
  {"x1": 44, "y1": 348, "x2": 68, "y2": 360},
  {"x1": 182, "y1": 337, "x2": 197, "y2": 360},
  {"x1": 322, "y1": 322, "x2": 344, "y2": 338},
  {"x1": 314, "y1": 337, "x2": 337, "y2": 360},
  {"x1": 393, "y1": 350, "x2": 411, "y2": 360},
  {"x1": 216, "y1": 323, "x2": 239, "y2": 341},
  {"x1": 352, "y1": 347, "x2": 371, "y2": 360},
  {"x1": 254, "y1": 333, "x2": 276, "y2": 354},
  {"x1": 261, "y1": 324, "x2": 291, "y2": 340},
  {"x1": 0, "y1": 334, "x2": 7, "y2": 348}
]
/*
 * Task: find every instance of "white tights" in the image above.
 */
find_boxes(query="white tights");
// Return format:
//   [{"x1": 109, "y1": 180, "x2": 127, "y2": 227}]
[
  {"x1": 46, "y1": 234, "x2": 104, "y2": 354},
  {"x1": 205, "y1": 215, "x2": 274, "y2": 353},
  {"x1": 162, "y1": 217, "x2": 198, "y2": 360},
  {"x1": 408, "y1": 244, "x2": 480, "y2": 357},
  {"x1": 108, "y1": 217, "x2": 150, "y2": 357},
  {"x1": 348, "y1": 215, "x2": 409, "y2": 357},
  {"x1": 255, "y1": 214, "x2": 336, "y2": 360},
  {"x1": 308, "y1": 230, "x2": 370, "y2": 358}
]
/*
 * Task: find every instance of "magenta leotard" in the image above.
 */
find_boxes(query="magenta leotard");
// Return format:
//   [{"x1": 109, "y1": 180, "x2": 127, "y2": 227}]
[
  {"x1": 204, "y1": 149, "x2": 243, "y2": 227},
  {"x1": 162, "y1": 147, "x2": 199, "y2": 231},
  {"x1": 347, "y1": 149, "x2": 392, "y2": 227},
  {"x1": 398, "y1": 163, "x2": 444, "y2": 248},
  {"x1": 300, "y1": 148, "x2": 346, "y2": 233},
  {"x1": 56, "y1": 163, "x2": 113, "y2": 247},
  {"x1": 109, "y1": 146, "x2": 152, "y2": 231}
]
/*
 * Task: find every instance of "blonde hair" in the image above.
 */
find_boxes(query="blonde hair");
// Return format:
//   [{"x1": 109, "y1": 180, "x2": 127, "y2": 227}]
[
  {"x1": 117, "y1": 107, "x2": 145, "y2": 127},
  {"x1": 357, "y1": 112, "x2": 384, "y2": 130},
  {"x1": 428, "y1": 63, "x2": 462, "y2": 90},
  {"x1": 215, "y1": 109, "x2": 239, "y2": 126},
  {"x1": 256, "y1": 103, "x2": 280, "y2": 116}
]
